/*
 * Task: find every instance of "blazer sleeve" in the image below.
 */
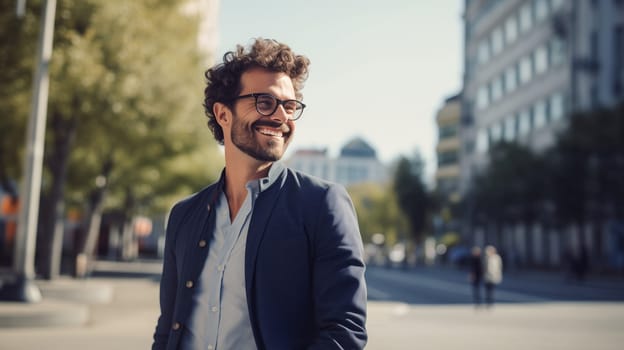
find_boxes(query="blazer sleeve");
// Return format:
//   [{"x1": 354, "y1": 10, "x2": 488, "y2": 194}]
[
  {"x1": 152, "y1": 202, "x2": 182, "y2": 350},
  {"x1": 308, "y1": 184, "x2": 368, "y2": 350}
]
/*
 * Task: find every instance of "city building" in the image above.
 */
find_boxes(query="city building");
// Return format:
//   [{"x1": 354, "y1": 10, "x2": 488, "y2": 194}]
[
  {"x1": 460, "y1": 0, "x2": 623, "y2": 192},
  {"x1": 435, "y1": 93, "x2": 462, "y2": 204},
  {"x1": 287, "y1": 137, "x2": 389, "y2": 188},
  {"x1": 434, "y1": 93, "x2": 463, "y2": 243},
  {"x1": 459, "y1": 0, "x2": 624, "y2": 267}
]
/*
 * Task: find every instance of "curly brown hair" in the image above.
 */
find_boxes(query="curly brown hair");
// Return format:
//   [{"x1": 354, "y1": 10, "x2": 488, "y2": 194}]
[{"x1": 203, "y1": 38, "x2": 311, "y2": 145}]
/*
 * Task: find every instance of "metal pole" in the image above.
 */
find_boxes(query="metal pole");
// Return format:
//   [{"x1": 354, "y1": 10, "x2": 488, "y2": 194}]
[
  {"x1": 0, "y1": 0, "x2": 57, "y2": 302},
  {"x1": 16, "y1": 0, "x2": 26, "y2": 18}
]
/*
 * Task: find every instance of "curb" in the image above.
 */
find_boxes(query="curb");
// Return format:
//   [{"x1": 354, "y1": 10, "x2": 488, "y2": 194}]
[{"x1": 0, "y1": 300, "x2": 89, "y2": 328}]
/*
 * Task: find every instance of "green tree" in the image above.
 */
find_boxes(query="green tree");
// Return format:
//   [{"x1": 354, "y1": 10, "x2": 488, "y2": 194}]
[
  {"x1": 546, "y1": 102, "x2": 624, "y2": 231},
  {"x1": 392, "y1": 152, "x2": 429, "y2": 242},
  {"x1": 3, "y1": 0, "x2": 222, "y2": 278},
  {"x1": 466, "y1": 141, "x2": 546, "y2": 229},
  {"x1": 348, "y1": 182, "x2": 408, "y2": 247},
  {"x1": 0, "y1": 2, "x2": 39, "y2": 192}
]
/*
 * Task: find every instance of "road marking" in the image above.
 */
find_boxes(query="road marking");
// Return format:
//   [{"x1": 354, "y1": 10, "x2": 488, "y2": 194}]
[{"x1": 367, "y1": 285, "x2": 391, "y2": 299}]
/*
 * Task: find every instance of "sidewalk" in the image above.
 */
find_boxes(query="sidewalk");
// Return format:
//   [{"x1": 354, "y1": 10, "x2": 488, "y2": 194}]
[{"x1": 1, "y1": 260, "x2": 623, "y2": 350}]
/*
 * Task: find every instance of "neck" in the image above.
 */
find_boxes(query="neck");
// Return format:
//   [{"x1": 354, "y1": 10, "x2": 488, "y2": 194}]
[{"x1": 222, "y1": 148, "x2": 273, "y2": 220}]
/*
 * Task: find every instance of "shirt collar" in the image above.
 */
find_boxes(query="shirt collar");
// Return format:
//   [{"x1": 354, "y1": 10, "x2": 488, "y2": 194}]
[{"x1": 246, "y1": 161, "x2": 284, "y2": 193}]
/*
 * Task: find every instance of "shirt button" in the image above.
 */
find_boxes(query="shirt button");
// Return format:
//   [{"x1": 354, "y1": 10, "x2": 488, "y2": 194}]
[
  {"x1": 172, "y1": 322, "x2": 181, "y2": 330},
  {"x1": 217, "y1": 265, "x2": 224, "y2": 271},
  {"x1": 206, "y1": 204, "x2": 211, "y2": 211},
  {"x1": 198, "y1": 240, "x2": 207, "y2": 248},
  {"x1": 185, "y1": 280, "x2": 194, "y2": 288},
  {"x1": 207, "y1": 345, "x2": 214, "y2": 350},
  {"x1": 211, "y1": 306, "x2": 218, "y2": 313}
]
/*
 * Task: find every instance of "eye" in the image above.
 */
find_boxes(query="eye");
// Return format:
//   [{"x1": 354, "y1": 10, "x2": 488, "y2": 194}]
[
  {"x1": 256, "y1": 95, "x2": 275, "y2": 111},
  {"x1": 283, "y1": 100, "x2": 297, "y2": 113}
]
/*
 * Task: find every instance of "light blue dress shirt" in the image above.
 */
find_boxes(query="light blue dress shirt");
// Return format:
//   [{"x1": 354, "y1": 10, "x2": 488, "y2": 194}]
[{"x1": 181, "y1": 163, "x2": 284, "y2": 350}]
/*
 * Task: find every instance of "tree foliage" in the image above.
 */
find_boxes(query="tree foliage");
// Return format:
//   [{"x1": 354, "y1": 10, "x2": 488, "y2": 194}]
[
  {"x1": 1, "y1": 0, "x2": 223, "y2": 276},
  {"x1": 467, "y1": 141, "x2": 546, "y2": 225},
  {"x1": 348, "y1": 182, "x2": 408, "y2": 247},
  {"x1": 392, "y1": 152, "x2": 429, "y2": 242},
  {"x1": 0, "y1": 1, "x2": 40, "y2": 190},
  {"x1": 546, "y1": 102, "x2": 624, "y2": 226},
  {"x1": 465, "y1": 102, "x2": 624, "y2": 232}
]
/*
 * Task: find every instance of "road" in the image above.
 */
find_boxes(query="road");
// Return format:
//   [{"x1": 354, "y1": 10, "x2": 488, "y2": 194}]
[
  {"x1": 365, "y1": 265, "x2": 624, "y2": 350},
  {"x1": 366, "y1": 264, "x2": 624, "y2": 304},
  {"x1": 0, "y1": 261, "x2": 622, "y2": 350}
]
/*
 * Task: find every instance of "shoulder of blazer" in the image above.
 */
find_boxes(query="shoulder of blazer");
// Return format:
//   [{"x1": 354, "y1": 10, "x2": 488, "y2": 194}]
[
  {"x1": 283, "y1": 167, "x2": 336, "y2": 193},
  {"x1": 167, "y1": 175, "x2": 223, "y2": 236}
]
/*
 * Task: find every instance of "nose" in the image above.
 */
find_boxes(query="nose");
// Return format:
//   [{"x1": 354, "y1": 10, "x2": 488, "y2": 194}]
[{"x1": 270, "y1": 104, "x2": 289, "y2": 123}]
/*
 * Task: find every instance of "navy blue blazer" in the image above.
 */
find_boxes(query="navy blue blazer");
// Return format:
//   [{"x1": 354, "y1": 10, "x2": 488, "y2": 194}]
[{"x1": 152, "y1": 167, "x2": 367, "y2": 350}]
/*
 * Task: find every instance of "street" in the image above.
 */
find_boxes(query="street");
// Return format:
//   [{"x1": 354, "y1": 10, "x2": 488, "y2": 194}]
[
  {"x1": 0, "y1": 261, "x2": 623, "y2": 349},
  {"x1": 365, "y1": 265, "x2": 624, "y2": 349}
]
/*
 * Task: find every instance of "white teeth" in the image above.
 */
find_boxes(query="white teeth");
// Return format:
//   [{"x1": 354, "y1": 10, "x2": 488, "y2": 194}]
[{"x1": 258, "y1": 128, "x2": 283, "y2": 137}]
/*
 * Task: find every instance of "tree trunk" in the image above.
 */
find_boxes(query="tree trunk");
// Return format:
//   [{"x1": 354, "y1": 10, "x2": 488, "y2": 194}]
[
  {"x1": 36, "y1": 112, "x2": 76, "y2": 280},
  {"x1": 75, "y1": 159, "x2": 112, "y2": 278}
]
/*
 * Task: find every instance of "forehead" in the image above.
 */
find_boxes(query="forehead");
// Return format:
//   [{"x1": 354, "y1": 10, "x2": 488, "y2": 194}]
[{"x1": 240, "y1": 68, "x2": 295, "y2": 98}]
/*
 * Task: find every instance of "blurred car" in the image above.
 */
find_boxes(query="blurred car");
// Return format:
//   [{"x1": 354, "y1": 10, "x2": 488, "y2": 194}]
[{"x1": 447, "y1": 245, "x2": 471, "y2": 266}]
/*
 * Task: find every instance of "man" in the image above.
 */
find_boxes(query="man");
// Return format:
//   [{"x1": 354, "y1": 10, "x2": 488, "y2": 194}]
[
  {"x1": 468, "y1": 246, "x2": 483, "y2": 307},
  {"x1": 152, "y1": 38, "x2": 367, "y2": 350},
  {"x1": 483, "y1": 245, "x2": 503, "y2": 307}
]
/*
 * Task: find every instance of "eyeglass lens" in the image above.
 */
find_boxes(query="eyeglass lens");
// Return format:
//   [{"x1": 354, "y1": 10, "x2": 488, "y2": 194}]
[{"x1": 255, "y1": 94, "x2": 303, "y2": 120}]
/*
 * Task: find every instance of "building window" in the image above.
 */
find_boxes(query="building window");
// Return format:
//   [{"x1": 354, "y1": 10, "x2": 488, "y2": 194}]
[
  {"x1": 533, "y1": 100, "x2": 547, "y2": 129},
  {"x1": 519, "y1": 55, "x2": 533, "y2": 84},
  {"x1": 505, "y1": 64, "x2": 518, "y2": 92},
  {"x1": 438, "y1": 151, "x2": 459, "y2": 166},
  {"x1": 477, "y1": 128, "x2": 489, "y2": 153},
  {"x1": 534, "y1": 0, "x2": 549, "y2": 22},
  {"x1": 551, "y1": 0, "x2": 565, "y2": 10},
  {"x1": 439, "y1": 124, "x2": 458, "y2": 139},
  {"x1": 590, "y1": 84, "x2": 600, "y2": 108},
  {"x1": 478, "y1": 39, "x2": 491, "y2": 64},
  {"x1": 491, "y1": 27, "x2": 504, "y2": 55},
  {"x1": 549, "y1": 38, "x2": 566, "y2": 66},
  {"x1": 504, "y1": 114, "x2": 517, "y2": 141},
  {"x1": 477, "y1": 85, "x2": 489, "y2": 109},
  {"x1": 518, "y1": 109, "x2": 532, "y2": 135},
  {"x1": 490, "y1": 122, "x2": 502, "y2": 144},
  {"x1": 491, "y1": 76, "x2": 503, "y2": 102},
  {"x1": 590, "y1": 30, "x2": 599, "y2": 62},
  {"x1": 505, "y1": 13, "x2": 519, "y2": 44},
  {"x1": 550, "y1": 92, "x2": 565, "y2": 121},
  {"x1": 534, "y1": 45, "x2": 548, "y2": 75},
  {"x1": 519, "y1": 3, "x2": 533, "y2": 33}
]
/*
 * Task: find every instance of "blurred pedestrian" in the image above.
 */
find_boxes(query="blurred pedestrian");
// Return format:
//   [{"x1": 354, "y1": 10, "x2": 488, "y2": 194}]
[
  {"x1": 152, "y1": 38, "x2": 367, "y2": 350},
  {"x1": 484, "y1": 245, "x2": 503, "y2": 307},
  {"x1": 468, "y1": 246, "x2": 483, "y2": 307},
  {"x1": 563, "y1": 245, "x2": 576, "y2": 282},
  {"x1": 1, "y1": 192, "x2": 19, "y2": 266},
  {"x1": 574, "y1": 243, "x2": 589, "y2": 281}
]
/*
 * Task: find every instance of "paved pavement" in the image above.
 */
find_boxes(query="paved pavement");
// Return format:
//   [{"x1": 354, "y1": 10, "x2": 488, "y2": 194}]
[{"x1": 0, "y1": 260, "x2": 623, "y2": 350}]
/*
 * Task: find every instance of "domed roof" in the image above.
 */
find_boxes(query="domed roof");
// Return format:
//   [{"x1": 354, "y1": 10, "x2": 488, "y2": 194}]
[{"x1": 339, "y1": 137, "x2": 377, "y2": 158}]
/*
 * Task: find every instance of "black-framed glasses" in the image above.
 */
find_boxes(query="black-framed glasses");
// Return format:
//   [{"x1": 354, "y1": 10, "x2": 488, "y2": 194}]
[{"x1": 233, "y1": 93, "x2": 306, "y2": 121}]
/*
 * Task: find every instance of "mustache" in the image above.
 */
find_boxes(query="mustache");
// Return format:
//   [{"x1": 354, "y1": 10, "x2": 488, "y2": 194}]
[{"x1": 253, "y1": 119, "x2": 290, "y2": 133}]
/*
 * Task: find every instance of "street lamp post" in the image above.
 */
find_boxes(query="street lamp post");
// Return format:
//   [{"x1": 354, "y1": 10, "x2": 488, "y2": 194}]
[{"x1": 0, "y1": 0, "x2": 56, "y2": 302}]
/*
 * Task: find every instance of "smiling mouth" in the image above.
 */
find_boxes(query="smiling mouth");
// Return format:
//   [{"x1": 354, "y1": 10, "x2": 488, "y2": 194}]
[
  {"x1": 254, "y1": 121, "x2": 290, "y2": 138},
  {"x1": 256, "y1": 127, "x2": 284, "y2": 137}
]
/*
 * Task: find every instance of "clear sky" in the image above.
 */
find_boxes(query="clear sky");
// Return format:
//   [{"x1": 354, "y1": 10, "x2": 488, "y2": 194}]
[{"x1": 217, "y1": 0, "x2": 463, "y2": 184}]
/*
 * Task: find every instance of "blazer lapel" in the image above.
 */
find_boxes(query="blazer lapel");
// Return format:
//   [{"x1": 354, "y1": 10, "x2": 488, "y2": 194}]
[
  {"x1": 244, "y1": 169, "x2": 286, "y2": 299},
  {"x1": 180, "y1": 173, "x2": 224, "y2": 284}
]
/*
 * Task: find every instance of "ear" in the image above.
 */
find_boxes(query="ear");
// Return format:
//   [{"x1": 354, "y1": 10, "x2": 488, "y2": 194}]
[{"x1": 213, "y1": 102, "x2": 231, "y2": 127}]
